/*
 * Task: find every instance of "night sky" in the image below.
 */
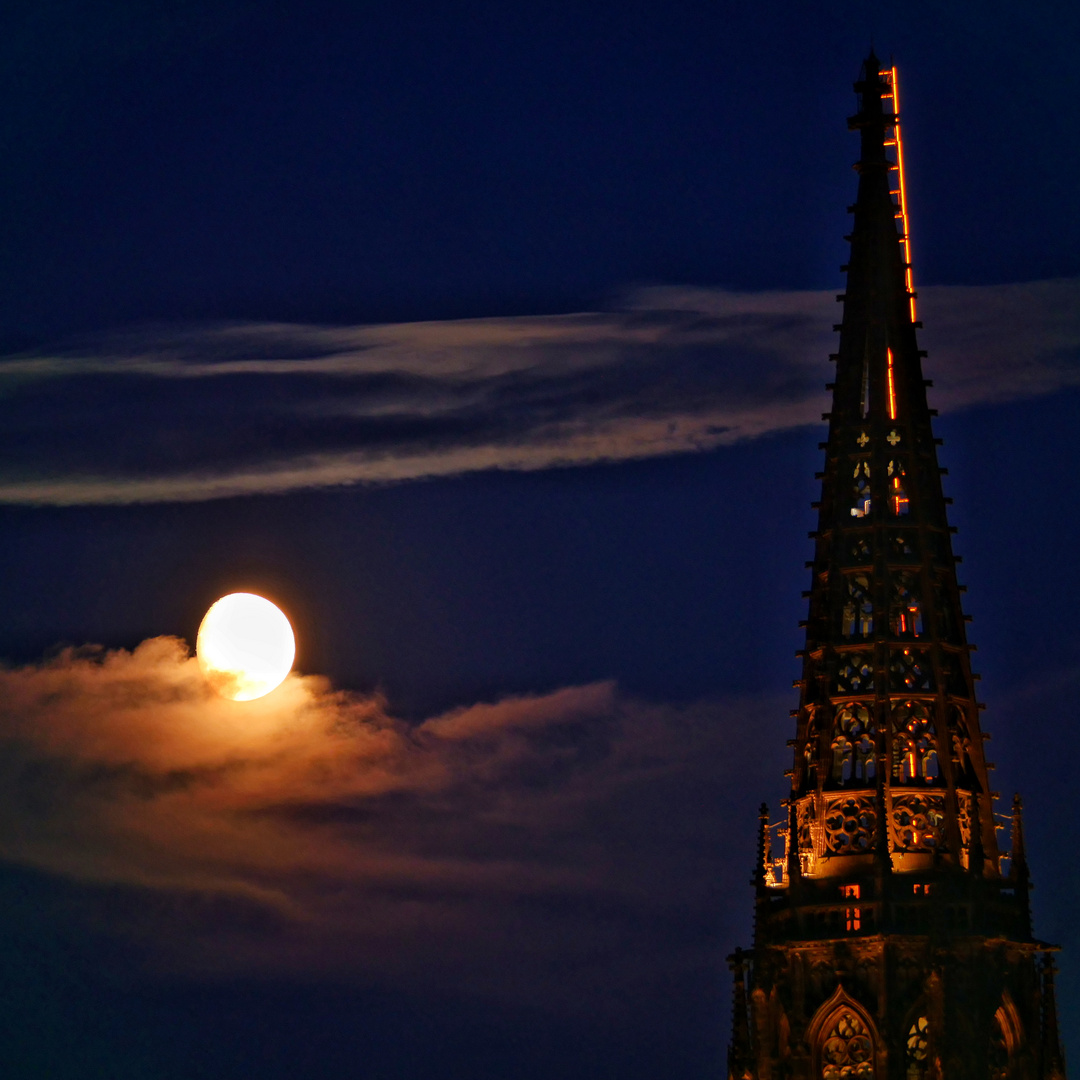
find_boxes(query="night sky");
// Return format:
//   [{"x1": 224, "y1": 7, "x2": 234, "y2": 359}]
[{"x1": 1, "y1": 2, "x2": 1079, "y2": 1076}]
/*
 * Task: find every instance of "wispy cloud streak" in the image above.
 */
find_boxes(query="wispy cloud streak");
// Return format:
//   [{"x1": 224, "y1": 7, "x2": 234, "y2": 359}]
[{"x1": 1, "y1": 279, "x2": 1077, "y2": 505}]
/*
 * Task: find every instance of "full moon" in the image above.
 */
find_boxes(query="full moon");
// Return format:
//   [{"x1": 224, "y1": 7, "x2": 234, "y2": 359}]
[{"x1": 196, "y1": 593, "x2": 296, "y2": 701}]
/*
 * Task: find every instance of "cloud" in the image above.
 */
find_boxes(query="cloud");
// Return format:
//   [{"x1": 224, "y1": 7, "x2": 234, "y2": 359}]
[
  {"x1": 1, "y1": 279, "x2": 1078, "y2": 505},
  {"x1": 0, "y1": 639, "x2": 788, "y2": 1007}
]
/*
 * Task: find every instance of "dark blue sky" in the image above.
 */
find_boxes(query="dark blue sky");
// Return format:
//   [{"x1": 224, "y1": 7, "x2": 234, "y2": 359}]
[
  {"x1": 1, "y1": 2, "x2": 1079, "y2": 1076},
  {"x1": 1, "y1": 0, "x2": 1077, "y2": 347}
]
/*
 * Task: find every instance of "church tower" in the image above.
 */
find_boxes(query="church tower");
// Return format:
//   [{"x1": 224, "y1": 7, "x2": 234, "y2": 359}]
[{"x1": 726, "y1": 53, "x2": 1067, "y2": 1080}]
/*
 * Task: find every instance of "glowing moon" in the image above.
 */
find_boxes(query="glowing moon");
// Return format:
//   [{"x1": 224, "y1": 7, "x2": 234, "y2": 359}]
[{"x1": 196, "y1": 593, "x2": 295, "y2": 701}]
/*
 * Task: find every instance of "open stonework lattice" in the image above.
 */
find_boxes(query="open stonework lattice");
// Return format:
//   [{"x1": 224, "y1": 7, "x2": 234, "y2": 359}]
[
  {"x1": 890, "y1": 793, "x2": 945, "y2": 851},
  {"x1": 824, "y1": 795, "x2": 877, "y2": 855},
  {"x1": 889, "y1": 648, "x2": 932, "y2": 692},
  {"x1": 835, "y1": 653, "x2": 874, "y2": 694},
  {"x1": 820, "y1": 1010, "x2": 875, "y2": 1080}
]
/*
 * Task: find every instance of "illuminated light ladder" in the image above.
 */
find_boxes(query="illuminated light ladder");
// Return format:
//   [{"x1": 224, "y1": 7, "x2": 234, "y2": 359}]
[{"x1": 879, "y1": 66, "x2": 916, "y2": 321}]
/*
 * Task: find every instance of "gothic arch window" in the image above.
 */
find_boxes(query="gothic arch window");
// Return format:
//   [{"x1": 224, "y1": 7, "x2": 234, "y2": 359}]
[
  {"x1": 851, "y1": 461, "x2": 872, "y2": 518},
  {"x1": 989, "y1": 1012, "x2": 1009, "y2": 1080},
  {"x1": 805, "y1": 712, "x2": 821, "y2": 783},
  {"x1": 797, "y1": 798, "x2": 818, "y2": 874},
  {"x1": 832, "y1": 705, "x2": 876, "y2": 785},
  {"x1": 904, "y1": 1015, "x2": 929, "y2": 1080},
  {"x1": 890, "y1": 572, "x2": 923, "y2": 638},
  {"x1": 891, "y1": 701, "x2": 938, "y2": 782},
  {"x1": 818, "y1": 1008, "x2": 876, "y2": 1080},
  {"x1": 887, "y1": 459, "x2": 909, "y2": 516},
  {"x1": 932, "y1": 581, "x2": 955, "y2": 637},
  {"x1": 831, "y1": 736, "x2": 853, "y2": 784},
  {"x1": 989, "y1": 998, "x2": 1023, "y2": 1080},
  {"x1": 842, "y1": 574, "x2": 874, "y2": 638},
  {"x1": 948, "y1": 706, "x2": 973, "y2": 783}
]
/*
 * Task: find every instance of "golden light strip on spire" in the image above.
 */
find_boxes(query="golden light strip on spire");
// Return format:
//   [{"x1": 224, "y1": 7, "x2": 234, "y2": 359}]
[
  {"x1": 880, "y1": 66, "x2": 916, "y2": 322},
  {"x1": 886, "y1": 347, "x2": 897, "y2": 419}
]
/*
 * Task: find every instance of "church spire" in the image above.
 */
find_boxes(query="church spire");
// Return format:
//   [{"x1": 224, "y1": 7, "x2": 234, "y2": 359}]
[
  {"x1": 728, "y1": 52, "x2": 1066, "y2": 1080},
  {"x1": 788, "y1": 52, "x2": 998, "y2": 881}
]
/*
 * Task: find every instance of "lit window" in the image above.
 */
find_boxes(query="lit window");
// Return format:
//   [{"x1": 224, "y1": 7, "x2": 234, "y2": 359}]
[
  {"x1": 888, "y1": 460, "x2": 909, "y2": 516},
  {"x1": 820, "y1": 1009, "x2": 874, "y2": 1079},
  {"x1": 842, "y1": 575, "x2": 874, "y2": 638},
  {"x1": 833, "y1": 706, "x2": 876, "y2": 785},
  {"x1": 890, "y1": 573, "x2": 923, "y2": 638},
  {"x1": 891, "y1": 701, "x2": 938, "y2": 781},
  {"x1": 840, "y1": 884, "x2": 861, "y2": 931},
  {"x1": 906, "y1": 1016, "x2": 929, "y2": 1080},
  {"x1": 851, "y1": 461, "x2": 872, "y2": 518}
]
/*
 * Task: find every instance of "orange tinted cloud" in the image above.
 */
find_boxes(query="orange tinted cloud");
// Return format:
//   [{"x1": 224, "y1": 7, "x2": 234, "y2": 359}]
[{"x1": 0, "y1": 639, "x2": 784, "y2": 1006}]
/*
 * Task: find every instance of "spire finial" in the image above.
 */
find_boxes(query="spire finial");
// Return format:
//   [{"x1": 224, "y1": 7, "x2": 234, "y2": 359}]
[
  {"x1": 1010, "y1": 792, "x2": 1032, "y2": 935},
  {"x1": 968, "y1": 791, "x2": 986, "y2": 877},
  {"x1": 753, "y1": 802, "x2": 770, "y2": 894},
  {"x1": 1010, "y1": 793, "x2": 1028, "y2": 871},
  {"x1": 1042, "y1": 953, "x2": 1066, "y2": 1079}
]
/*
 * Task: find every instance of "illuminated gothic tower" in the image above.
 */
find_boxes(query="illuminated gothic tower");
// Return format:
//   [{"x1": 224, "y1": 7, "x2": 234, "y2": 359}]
[{"x1": 726, "y1": 53, "x2": 1066, "y2": 1080}]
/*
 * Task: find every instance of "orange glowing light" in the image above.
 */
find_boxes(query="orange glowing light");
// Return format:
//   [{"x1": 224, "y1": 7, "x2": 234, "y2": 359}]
[
  {"x1": 892, "y1": 475, "x2": 908, "y2": 516},
  {"x1": 886, "y1": 347, "x2": 897, "y2": 420},
  {"x1": 880, "y1": 67, "x2": 916, "y2": 322}
]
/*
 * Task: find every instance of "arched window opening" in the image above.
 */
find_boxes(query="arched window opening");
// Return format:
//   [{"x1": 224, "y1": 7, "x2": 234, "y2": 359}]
[
  {"x1": 933, "y1": 582, "x2": 955, "y2": 637},
  {"x1": 832, "y1": 736, "x2": 853, "y2": 783},
  {"x1": 948, "y1": 707, "x2": 972, "y2": 783},
  {"x1": 842, "y1": 574, "x2": 874, "y2": 637},
  {"x1": 887, "y1": 460, "x2": 909, "y2": 516},
  {"x1": 890, "y1": 572, "x2": 923, "y2": 638},
  {"x1": 820, "y1": 1009, "x2": 875, "y2": 1080},
  {"x1": 804, "y1": 714, "x2": 820, "y2": 784},
  {"x1": 891, "y1": 702, "x2": 938, "y2": 783},
  {"x1": 834, "y1": 705, "x2": 876, "y2": 785},
  {"x1": 904, "y1": 1016, "x2": 929, "y2": 1080},
  {"x1": 851, "y1": 461, "x2": 872, "y2": 518}
]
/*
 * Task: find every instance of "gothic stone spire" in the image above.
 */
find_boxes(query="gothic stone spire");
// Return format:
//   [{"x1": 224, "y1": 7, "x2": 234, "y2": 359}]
[
  {"x1": 729, "y1": 52, "x2": 1066, "y2": 1080},
  {"x1": 790, "y1": 53, "x2": 997, "y2": 881}
]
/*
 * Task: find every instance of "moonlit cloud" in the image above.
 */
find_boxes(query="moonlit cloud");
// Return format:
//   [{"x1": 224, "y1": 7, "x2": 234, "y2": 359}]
[
  {"x1": 0, "y1": 639, "x2": 788, "y2": 1005},
  {"x1": 1, "y1": 279, "x2": 1077, "y2": 505}
]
